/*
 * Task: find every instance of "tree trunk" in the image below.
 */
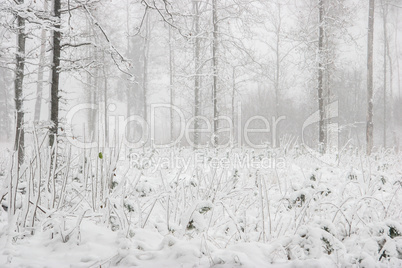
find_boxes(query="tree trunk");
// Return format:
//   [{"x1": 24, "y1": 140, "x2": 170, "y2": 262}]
[
  {"x1": 193, "y1": 0, "x2": 201, "y2": 147},
  {"x1": 1, "y1": 74, "x2": 11, "y2": 140},
  {"x1": 126, "y1": 1, "x2": 132, "y2": 141},
  {"x1": 232, "y1": 66, "x2": 235, "y2": 146},
  {"x1": 101, "y1": 51, "x2": 108, "y2": 147},
  {"x1": 274, "y1": 2, "x2": 282, "y2": 148},
  {"x1": 142, "y1": 13, "x2": 150, "y2": 124},
  {"x1": 169, "y1": 26, "x2": 175, "y2": 143},
  {"x1": 382, "y1": 1, "x2": 387, "y2": 148},
  {"x1": 317, "y1": 0, "x2": 325, "y2": 153},
  {"x1": 85, "y1": 19, "x2": 95, "y2": 139},
  {"x1": 103, "y1": 65, "x2": 108, "y2": 147},
  {"x1": 49, "y1": 0, "x2": 61, "y2": 147},
  {"x1": 92, "y1": 49, "x2": 100, "y2": 140},
  {"x1": 14, "y1": 0, "x2": 26, "y2": 167},
  {"x1": 366, "y1": 0, "x2": 375, "y2": 155},
  {"x1": 34, "y1": 0, "x2": 48, "y2": 123},
  {"x1": 91, "y1": 64, "x2": 98, "y2": 140},
  {"x1": 212, "y1": 0, "x2": 218, "y2": 147},
  {"x1": 396, "y1": 9, "x2": 401, "y2": 100},
  {"x1": 386, "y1": 11, "x2": 394, "y2": 150}
]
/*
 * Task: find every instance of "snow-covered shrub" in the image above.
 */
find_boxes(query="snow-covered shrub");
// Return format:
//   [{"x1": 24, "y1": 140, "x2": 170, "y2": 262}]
[{"x1": 0, "y1": 145, "x2": 401, "y2": 267}]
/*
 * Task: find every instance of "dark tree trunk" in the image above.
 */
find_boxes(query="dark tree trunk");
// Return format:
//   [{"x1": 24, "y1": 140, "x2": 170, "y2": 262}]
[
  {"x1": 366, "y1": 0, "x2": 375, "y2": 155},
  {"x1": 49, "y1": 0, "x2": 61, "y2": 147},
  {"x1": 14, "y1": 0, "x2": 26, "y2": 167}
]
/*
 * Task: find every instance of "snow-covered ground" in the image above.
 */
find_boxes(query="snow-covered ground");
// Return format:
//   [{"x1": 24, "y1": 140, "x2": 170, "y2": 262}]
[{"x1": 0, "y1": 147, "x2": 401, "y2": 267}]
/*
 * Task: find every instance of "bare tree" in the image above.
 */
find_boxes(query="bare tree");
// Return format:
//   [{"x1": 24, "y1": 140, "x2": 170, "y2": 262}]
[
  {"x1": 193, "y1": 0, "x2": 201, "y2": 147},
  {"x1": 382, "y1": 0, "x2": 388, "y2": 148},
  {"x1": 317, "y1": 0, "x2": 325, "y2": 153},
  {"x1": 366, "y1": 0, "x2": 375, "y2": 155},
  {"x1": 169, "y1": 26, "x2": 175, "y2": 143},
  {"x1": 0, "y1": 69, "x2": 12, "y2": 140},
  {"x1": 34, "y1": 0, "x2": 48, "y2": 124},
  {"x1": 125, "y1": 0, "x2": 133, "y2": 141},
  {"x1": 212, "y1": 0, "x2": 218, "y2": 147},
  {"x1": 14, "y1": 0, "x2": 26, "y2": 166},
  {"x1": 142, "y1": 13, "x2": 150, "y2": 124},
  {"x1": 102, "y1": 51, "x2": 109, "y2": 146},
  {"x1": 262, "y1": 0, "x2": 293, "y2": 147},
  {"x1": 49, "y1": 0, "x2": 61, "y2": 147},
  {"x1": 86, "y1": 20, "x2": 97, "y2": 139},
  {"x1": 396, "y1": 9, "x2": 401, "y2": 100}
]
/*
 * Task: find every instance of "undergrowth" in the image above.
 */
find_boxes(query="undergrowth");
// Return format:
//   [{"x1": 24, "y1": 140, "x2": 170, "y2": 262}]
[{"x1": 0, "y1": 135, "x2": 401, "y2": 266}]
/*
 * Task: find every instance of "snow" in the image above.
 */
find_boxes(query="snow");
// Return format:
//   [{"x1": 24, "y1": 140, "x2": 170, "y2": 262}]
[{"x1": 0, "y1": 148, "x2": 401, "y2": 267}]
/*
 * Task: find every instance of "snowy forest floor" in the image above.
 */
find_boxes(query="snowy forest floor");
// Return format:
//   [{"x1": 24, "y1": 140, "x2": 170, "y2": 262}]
[{"x1": 0, "y1": 144, "x2": 401, "y2": 267}]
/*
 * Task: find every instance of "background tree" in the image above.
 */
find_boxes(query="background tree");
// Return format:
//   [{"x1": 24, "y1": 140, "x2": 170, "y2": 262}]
[
  {"x1": 212, "y1": 0, "x2": 219, "y2": 146},
  {"x1": 366, "y1": 0, "x2": 375, "y2": 155},
  {"x1": 34, "y1": 0, "x2": 48, "y2": 124}
]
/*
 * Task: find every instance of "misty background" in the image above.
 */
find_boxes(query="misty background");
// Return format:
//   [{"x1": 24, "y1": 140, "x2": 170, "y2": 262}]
[{"x1": 0, "y1": 0, "x2": 401, "y2": 151}]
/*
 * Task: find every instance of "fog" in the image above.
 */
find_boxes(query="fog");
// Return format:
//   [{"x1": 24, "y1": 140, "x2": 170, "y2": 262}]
[
  {"x1": 1, "y1": 1, "x2": 402, "y2": 266},
  {"x1": 1, "y1": 0, "x2": 401, "y2": 153}
]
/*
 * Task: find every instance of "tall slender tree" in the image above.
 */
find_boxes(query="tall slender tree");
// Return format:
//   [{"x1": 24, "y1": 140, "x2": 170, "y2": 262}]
[
  {"x1": 169, "y1": 26, "x2": 175, "y2": 143},
  {"x1": 366, "y1": 0, "x2": 375, "y2": 155},
  {"x1": 14, "y1": 0, "x2": 26, "y2": 166},
  {"x1": 212, "y1": 0, "x2": 218, "y2": 147},
  {"x1": 317, "y1": 0, "x2": 325, "y2": 153},
  {"x1": 125, "y1": 0, "x2": 133, "y2": 141},
  {"x1": 382, "y1": 0, "x2": 387, "y2": 148},
  {"x1": 50, "y1": 0, "x2": 61, "y2": 147},
  {"x1": 142, "y1": 13, "x2": 150, "y2": 124},
  {"x1": 193, "y1": 0, "x2": 201, "y2": 147},
  {"x1": 34, "y1": 0, "x2": 48, "y2": 124}
]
